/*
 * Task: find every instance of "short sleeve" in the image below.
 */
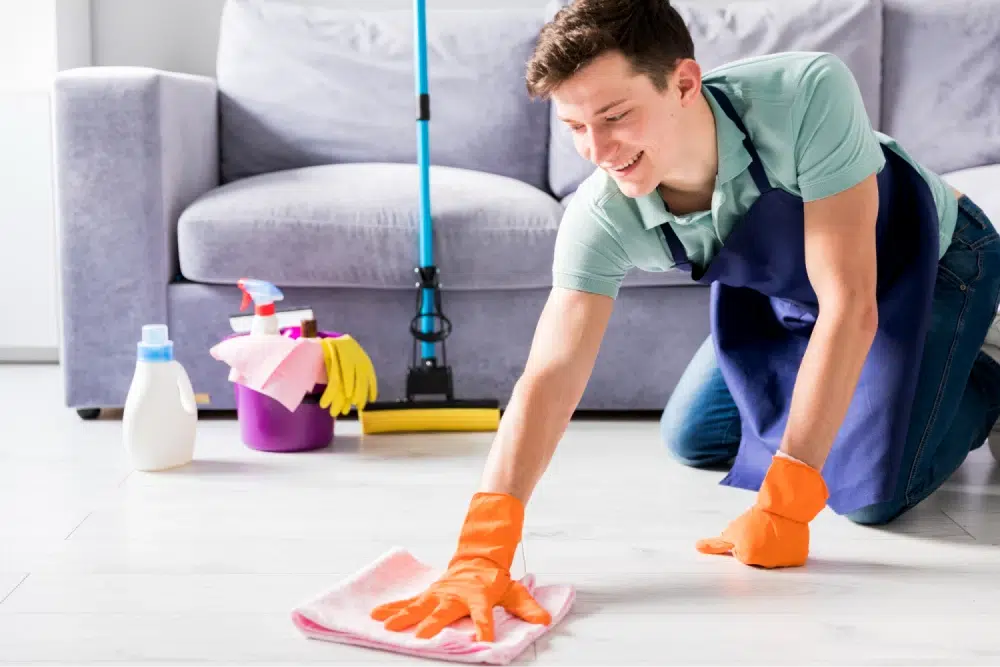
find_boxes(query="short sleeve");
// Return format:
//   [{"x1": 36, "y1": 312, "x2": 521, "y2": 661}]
[
  {"x1": 792, "y1": 53, "x2": 885, "y2": 202},
  {"x1": 551, "y1": 194, "x2": 632, "y2": 299}
]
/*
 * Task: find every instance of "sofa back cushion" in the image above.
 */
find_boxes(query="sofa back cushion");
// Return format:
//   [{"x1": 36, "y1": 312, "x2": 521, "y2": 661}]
[
  {"x1": 216, "y1": 0, "x2": 550, "y2": 190},
  {"x1": 546, "y1": 0, "x2": 884, "y2": 199},
  {"x1": 881, "y1": 0, "x2": 1000, "y2": 175}
]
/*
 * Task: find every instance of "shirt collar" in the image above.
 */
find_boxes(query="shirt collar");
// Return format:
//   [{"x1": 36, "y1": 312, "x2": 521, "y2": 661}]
[{"x1": 636, "y1": 85, "x2": 752, "y2": 230}]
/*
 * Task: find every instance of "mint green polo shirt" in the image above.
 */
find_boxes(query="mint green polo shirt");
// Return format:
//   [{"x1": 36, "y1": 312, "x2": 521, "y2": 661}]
[{"x1": 551, "y1": 51, "x2": 959, "y2": 299}]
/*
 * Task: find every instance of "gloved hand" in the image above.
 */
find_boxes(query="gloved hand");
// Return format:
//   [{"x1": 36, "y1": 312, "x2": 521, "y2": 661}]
[
  {"x1": 696, "y1": 454, "x2": 828, "y2": 568},
  {"x1": 319, "y1": 335, "x2": 377, "y2": 416},
  {"x1": 370, "y1": 492, "x2": 551, "y2": 642}
]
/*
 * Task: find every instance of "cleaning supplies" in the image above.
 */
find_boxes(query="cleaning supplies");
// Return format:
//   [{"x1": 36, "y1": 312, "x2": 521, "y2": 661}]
[
  {"x1": 357, "y1": 0, "x2": 500, "y2": 435},
  {"x1": 213, "y1": 276, "x2": 380, "y2": 449},
  {"x1": 215, "y1": 279, "x2": 336, "y2": 452},
  {"x1": 237, "y1": 278, "x2": 284, "y2": 336},
  {"x1": 122, "y1": 324, "x2": 197, "y2": 471}
]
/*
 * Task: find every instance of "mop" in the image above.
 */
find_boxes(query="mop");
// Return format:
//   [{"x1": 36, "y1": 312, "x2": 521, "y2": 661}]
[{"x1": 358, "y1": 0, "x2": 500, "y2": 435}]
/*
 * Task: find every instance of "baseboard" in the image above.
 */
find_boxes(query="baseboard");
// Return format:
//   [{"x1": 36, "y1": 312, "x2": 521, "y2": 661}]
[{"x1": 0, "y1": 347, "x2": 59, "y2": 363}]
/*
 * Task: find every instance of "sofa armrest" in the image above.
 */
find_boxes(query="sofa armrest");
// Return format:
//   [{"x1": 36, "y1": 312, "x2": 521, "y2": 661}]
[{"x1": 53, "y1": 66, "x2": 219, "y2": 408}]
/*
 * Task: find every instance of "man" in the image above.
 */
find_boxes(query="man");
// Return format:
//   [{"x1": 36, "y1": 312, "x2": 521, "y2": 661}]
[{"x1": 370, "y1": 0, "x2": 1000, "y2": 643}]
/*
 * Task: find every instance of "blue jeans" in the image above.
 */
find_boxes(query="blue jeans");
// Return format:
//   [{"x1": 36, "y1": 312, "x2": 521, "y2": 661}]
[{"x1": 661, "y1": 195, "x2": 1000, "y2": 525}]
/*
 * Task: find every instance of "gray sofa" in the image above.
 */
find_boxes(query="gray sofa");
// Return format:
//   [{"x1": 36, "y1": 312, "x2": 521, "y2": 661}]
[{"x1": 53, "y1": 0, "x2": 1000, "y2": 417}]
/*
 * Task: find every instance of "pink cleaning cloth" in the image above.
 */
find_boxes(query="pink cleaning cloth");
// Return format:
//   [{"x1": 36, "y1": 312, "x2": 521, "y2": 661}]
[
  {"x1": 290, "y1": 547, "x2": 575, "y2": 665},
  {"x1": 209, "y1": 335, "x2": 325, "y2": 411}
]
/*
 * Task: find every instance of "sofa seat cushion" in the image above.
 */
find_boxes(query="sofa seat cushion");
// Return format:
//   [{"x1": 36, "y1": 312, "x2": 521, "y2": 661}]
[
  {"x1": 178, "y1": 163, "x2": 571, "y2": 290},
  {"x1": 942, "y1": 164, "x2": 1000, "y2": 225},
  {"x1": 178, "y1": 162, "x2": 701, "y2": 292}
]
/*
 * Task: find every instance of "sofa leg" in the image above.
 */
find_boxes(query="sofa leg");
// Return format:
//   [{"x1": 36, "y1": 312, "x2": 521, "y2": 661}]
[{"x1": 76, "y1": 408, "x2": 101, "y2": 420}]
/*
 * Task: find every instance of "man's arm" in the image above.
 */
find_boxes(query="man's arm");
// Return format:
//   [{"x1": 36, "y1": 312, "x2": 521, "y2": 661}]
[
  {"x1": 697, "y1": 54, "x2": 884, "y2": 568},
  {"x1": 696, "y1": 173, "x2": 880, "y2": 567},
  {"x1": 371, "y1": 286, "x2": 614, "y2": 641},
  {"x1": 779, "y1": 172, "x2": 880, "y2": 470},
  {"x1": 779, "y1": 53, "x2": 886, "y2": 470},
  {"x1": 479, "y1": 286, "x2": 615, "y2": 503}
]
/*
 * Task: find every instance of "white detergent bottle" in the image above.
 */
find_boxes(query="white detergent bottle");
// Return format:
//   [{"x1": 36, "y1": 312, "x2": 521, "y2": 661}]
[{"x1": 122, "y1": 324, "x2": 197, "y2": 471}]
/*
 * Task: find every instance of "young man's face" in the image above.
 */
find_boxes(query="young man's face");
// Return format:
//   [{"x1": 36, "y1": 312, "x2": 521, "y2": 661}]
[{"x1": 551, "y1": 50, "x2": 703, "y2": 198}]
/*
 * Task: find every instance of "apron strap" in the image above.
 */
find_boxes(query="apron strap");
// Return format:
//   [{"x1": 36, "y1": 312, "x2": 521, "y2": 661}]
[
  {"x1": 657, "y1": 84, "x2": 775, "y2": 273},
  {"x1": 658, "y1": 215, "x2": 694, "y2": 272},
  {"x1": 704, "y1": 85, "x2": 772, "y2": 195}
]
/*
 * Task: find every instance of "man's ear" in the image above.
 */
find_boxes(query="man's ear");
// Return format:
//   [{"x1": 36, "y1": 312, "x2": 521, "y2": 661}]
[{"x1": 672, "y1": 59, "x2": 703, "y2": 105}]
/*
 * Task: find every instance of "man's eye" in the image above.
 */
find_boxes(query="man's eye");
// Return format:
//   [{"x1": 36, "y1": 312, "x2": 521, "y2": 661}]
[{"x1": 606, "y1": 111, "x2": 630, "y2": 122}]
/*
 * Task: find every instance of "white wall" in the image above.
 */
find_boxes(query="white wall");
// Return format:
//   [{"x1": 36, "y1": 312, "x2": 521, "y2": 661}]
[
  {"x1": 91, "y1": 0, "x2": 226, "y2": 77},
  {"x1": 91, "y1": 0, "x2": 553, "y2": 76},
  {"x1": 56, "y1": 0, "x2": 96, "y2": 73},
  {"x1": 0, "y1": 3, "x2": 59, "y2": 90},
  {"x1": 0, "y1": 0, "x2": 90, "y2": 362}
]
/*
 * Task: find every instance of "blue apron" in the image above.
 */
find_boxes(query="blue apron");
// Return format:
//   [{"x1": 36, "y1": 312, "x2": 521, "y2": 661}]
[{"x1": 658, "y1": 84, "x2": 941, "y2": 514}]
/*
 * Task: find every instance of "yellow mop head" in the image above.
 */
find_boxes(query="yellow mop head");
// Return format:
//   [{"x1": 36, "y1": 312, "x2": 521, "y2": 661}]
[{"x1": 358, "y1": 400, "x2": 500, "y2": 435}]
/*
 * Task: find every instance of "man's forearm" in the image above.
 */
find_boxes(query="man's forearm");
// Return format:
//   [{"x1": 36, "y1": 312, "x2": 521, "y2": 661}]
[
  {"x1": 476, "y1": 287, "x2": 613, "y2": 504},
  {"x1": 478, "y1": 368, "x2": 580, "y2": 503},
  {"x1": 779, "y1": 301, "x2": 878, "y2": 470}
]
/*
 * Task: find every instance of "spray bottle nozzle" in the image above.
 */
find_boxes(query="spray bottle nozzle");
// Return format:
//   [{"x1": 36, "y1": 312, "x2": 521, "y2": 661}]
[{"x1": 237, "y1": 278, "x2": 284, "y2": 315}]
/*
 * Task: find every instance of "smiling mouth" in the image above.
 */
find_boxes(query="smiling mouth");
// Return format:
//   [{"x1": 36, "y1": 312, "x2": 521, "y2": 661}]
[{"x1": 606, "y1": 150, "x2": 643, "y2": 173}]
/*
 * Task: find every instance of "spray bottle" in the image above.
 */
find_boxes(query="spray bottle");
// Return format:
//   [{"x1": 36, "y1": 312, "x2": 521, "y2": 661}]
[{"x1": 237, "y1": 278, "x2": 284, "y2": 336}]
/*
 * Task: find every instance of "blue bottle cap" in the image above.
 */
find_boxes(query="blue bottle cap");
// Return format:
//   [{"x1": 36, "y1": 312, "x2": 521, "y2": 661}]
[{"x1": 137, "y1": 324, "x2": 174, "y2": 362}]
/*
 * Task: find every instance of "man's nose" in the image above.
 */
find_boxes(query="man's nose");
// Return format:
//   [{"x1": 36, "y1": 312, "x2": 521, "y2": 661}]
[{"x1": 581, "y1": 128, "x2": 614, "y2": 164}]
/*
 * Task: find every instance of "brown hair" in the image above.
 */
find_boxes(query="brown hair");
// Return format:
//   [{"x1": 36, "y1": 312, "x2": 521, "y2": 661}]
[{"x1": 525, "y1": 0, "x2": 695, "y2": 99}]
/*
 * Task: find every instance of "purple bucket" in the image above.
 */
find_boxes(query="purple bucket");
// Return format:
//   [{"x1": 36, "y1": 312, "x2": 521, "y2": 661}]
[
  {"x1": 234, "y1": 383, "x2": 333, "y2": 453},
  {"x1": 228, "y1": 327, "x2": 341, "y2": 453}
]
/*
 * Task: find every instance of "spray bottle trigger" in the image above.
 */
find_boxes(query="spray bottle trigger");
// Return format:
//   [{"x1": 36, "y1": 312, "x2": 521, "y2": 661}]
[{"x1": 239, "y1": 286, "x2": 251, "y2": 311}]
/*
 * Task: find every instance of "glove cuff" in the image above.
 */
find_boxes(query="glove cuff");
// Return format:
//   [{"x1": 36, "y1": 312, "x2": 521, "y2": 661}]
[
  {"x1": 450, "y1": 492, "x2": 524, "y2": 572},
  {"x1": 757, "y1": 455, "x2": 829, "y2": 523}
]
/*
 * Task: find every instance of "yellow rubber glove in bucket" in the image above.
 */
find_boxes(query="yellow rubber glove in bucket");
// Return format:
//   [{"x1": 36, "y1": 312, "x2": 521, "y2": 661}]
[{"x1": 319, "y1": 335, "x2": 378, "y2": 416}]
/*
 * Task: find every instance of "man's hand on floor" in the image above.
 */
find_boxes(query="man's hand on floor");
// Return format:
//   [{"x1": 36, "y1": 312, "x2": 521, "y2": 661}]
[
  {"x1": 696, "y1": 454, "x2": 829, "y2": 568},
  {"x1": 370, "y1": 492, "x2": 550, "y2": 642}
]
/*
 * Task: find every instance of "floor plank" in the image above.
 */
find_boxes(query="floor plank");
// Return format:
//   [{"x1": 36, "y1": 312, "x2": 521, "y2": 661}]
[{"x1": 0, "y1": 573, "x2": 27, "y2": 605}]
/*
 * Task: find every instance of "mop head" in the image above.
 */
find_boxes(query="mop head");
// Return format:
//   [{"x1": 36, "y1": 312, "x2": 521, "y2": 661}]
[
  {"x1": 358, "y1": 399, "x2": 500, "y2": 435},
  {"x1": 359, "y1": 335, "x2": 500, "y2": 435}
]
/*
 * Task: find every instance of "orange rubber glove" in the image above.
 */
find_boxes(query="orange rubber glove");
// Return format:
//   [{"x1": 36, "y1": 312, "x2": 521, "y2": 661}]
[
  {"x1": 696, "y1": 454, "x2": 829, "y2": 568},
  {"x1": 370, "y1": 492, "x2": 551, "y2": 642}
]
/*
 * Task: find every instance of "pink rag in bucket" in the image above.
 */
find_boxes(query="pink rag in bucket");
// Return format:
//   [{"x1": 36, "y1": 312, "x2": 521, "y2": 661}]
[
  {"x1": 209, "y1": 335, "x2": 326, "y2": 412},
  {"x1": 290, "y1": 547, "x2": 575, "y2": 664}
]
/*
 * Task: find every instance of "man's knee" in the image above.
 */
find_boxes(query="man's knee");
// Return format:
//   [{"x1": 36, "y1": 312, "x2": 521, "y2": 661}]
[
  {"x1": 845, "y1": 499, "x2": 908, "y2": 526},
  {"x1": 660, "y1": 408, "x2": 738, "y2": 468},
  {"x1": 660, "y1": 336, "x2": 741, "y2": 467}
]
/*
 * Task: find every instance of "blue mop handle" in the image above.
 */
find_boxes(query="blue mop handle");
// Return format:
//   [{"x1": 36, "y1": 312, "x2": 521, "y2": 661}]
[{"x1": 414, "y1": 0, "x2": 435, "y2": 361}]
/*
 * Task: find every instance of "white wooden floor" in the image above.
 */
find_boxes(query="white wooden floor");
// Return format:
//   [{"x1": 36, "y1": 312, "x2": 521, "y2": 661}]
[{"x1": 3, "y1": 363, "x2": 1000, "y2": 665}]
